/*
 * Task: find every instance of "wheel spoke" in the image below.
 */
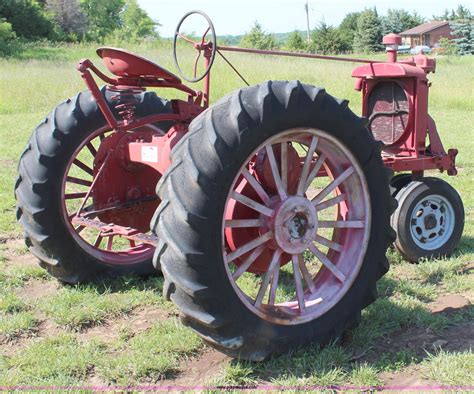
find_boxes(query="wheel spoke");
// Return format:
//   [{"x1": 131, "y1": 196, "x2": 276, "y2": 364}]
[
  {"x1": 304, "y1": 153, "x2": 327, "y2": 192},
  {"x1": 314, "y1": 234, "x2": 343, "y2": 252},
  {"x1": 254, "y1": 250, "x2": 281, "y2": 308},
  {"x1": 177, "y1": 32, "x2": 196, "y2": 45},
  {"x1": 225, "y1": 219, "x2": 262, "y2": 228},
  {"x1": 73, "y1": 159, "x2": 93, "y2": 176},
  {"x1": 281, "y1": 143, "x2": 288, "y2": 192},
  {"x1": 66, "y1": 176, "x2": 93, "y2": 187},
  {"x1": 86, "y1": 142, "x2": 97, "y2": 157},
  {"x1": 94, "y1": 234, "x2": 103, "y2": 248},
  {"x1": 297, "y1": 136, "x2": 318, "y2": 195},
  {"x1": 106, "y1": 235, "x2": 114, "y2": 251},
  {"x1": 268, "y1": 266, "x2": 280, "y2": 305},
  {"x1": 312, "y1": 166, "x2": 354, "y2": 205},
  {"x1": 315, "y1": 193, "x2": 346, "y2": 211},
  {"x1": 291, "y1": 254, "x2": 306, "y2": 312},
  {"x1": 230, "y1": 191, "x2": 273, "y2": 217},
  {"x1": 193, "y1": 50, "x2": 202, "y2": 79},
  {"x1": 65, "y1": 192, "x2": 87, "y2": 200},
  {"x1": 294, "y1": 254, "x2": 317, "y2": 294},
  {"x1": 318, "y1": 220, "x2": 364, "y2": 228},
  {"x1": 309, "y1": 244, "x2": 346, "y2": 282},
  {"x1": 225, "y1": 232, "x2": 272, "y2": 263},
  {"x1": 265, "y1": 145, "x2": 287, "y2": 200},
  {"x1": 232, "y1": 246, "x2": 265, "y2": 280},
  {"x1": 241, "y1": 167, "x2": 271, "y2": 205},
  {"x1": 200, "y1": 26, "x2": 211, "y2": 43},
  {"x1": 75, "y1": 225, "x2": 85, "y2": 234}
]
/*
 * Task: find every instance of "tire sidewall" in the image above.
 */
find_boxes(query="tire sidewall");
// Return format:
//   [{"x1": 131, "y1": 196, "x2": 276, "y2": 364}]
[
  {"x1": 394, "y1": 177, "x2": 464, "y2": 261},
  {"x1": 190, "y1": 102, "x2": 389, "y2": 349}
]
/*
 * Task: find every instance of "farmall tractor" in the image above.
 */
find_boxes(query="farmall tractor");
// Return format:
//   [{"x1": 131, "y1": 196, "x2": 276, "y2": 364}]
[{"x1": 15, "y1": 11, "x2": 464, "y2": 360}]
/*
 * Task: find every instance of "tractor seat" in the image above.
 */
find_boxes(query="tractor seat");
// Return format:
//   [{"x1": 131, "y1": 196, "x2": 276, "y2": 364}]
[{"x1": 97, "y1": 47, "x2": 181, "y2": 84}]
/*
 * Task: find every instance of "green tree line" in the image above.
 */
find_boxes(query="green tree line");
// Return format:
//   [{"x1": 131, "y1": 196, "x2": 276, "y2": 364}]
[
  {"x1": 0, "y1": 0, "x2": 158, "y2": 55},
  {"x1": 241, "y1": 4, "x2": 473, "y2": 55}
]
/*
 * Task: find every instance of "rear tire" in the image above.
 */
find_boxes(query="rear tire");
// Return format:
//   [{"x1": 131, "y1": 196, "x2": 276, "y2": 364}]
[
  {"x1": 153, "y1": 81, "x2": 396, "y2": 360},
  {"x1": 15, "y1": 89, "x2": 171, "y2": 283},
  {"x1": 391, "y1": 177, "x2": 464, "y2": 262}
]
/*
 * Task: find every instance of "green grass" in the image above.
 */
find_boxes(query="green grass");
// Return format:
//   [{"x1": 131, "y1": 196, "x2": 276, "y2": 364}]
[
  {"x1": 0, "y1": 43, "x2": 473, "y2": 387},
  {"x1": 39, "y1": 276, "x2": 166, "y2": 330},
  {"x1": 1, "y1": 334, "x2": 105, "y2": 385},
  {"x1": 98, "y1": 319, "x2": 203, "y2": 384},
  {"x1": 0, "y1": 289, "x2": 38, "y2": 338},
  {"x1": 423, "y1": 350, "x2": 474, "y2": 385},
  {"x1": 0, "y1": 311, "x2": 38, "y2": 338}
]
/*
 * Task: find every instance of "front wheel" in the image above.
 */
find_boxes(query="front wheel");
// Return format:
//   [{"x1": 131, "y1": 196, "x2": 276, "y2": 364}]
[
  {"x1": 391, "y1": 177, "x2": 464, "y2": 262},
  {"x1": 153, "y1": 81, "x2": 396, "y2": 360}
]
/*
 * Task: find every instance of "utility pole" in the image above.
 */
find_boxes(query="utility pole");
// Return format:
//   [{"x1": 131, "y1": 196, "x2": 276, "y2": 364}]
[{"x1": 305, "y1": 1, "x2": 310, "y2": 43}]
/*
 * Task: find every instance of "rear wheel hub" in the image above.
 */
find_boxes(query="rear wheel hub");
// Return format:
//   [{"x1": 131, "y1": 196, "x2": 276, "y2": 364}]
[{"x1": 273, "y1": 196, "x2": 318, "y2": 254}]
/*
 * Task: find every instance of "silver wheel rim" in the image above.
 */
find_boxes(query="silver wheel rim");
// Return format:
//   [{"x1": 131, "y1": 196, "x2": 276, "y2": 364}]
[
  {"x1": 221, "y1": 128, "x2": 371, "y2": 325},
  {"x1": 409, "y1": 194, "x2": 455, "y2": 251}
]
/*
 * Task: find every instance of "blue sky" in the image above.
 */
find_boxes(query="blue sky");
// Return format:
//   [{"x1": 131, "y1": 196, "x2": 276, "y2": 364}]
[{"x1": 138, "y1": 0, "x2": 466, "y2": 37}]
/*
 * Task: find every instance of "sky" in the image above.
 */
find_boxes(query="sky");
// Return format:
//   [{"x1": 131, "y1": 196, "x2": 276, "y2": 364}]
[{"x1": 138, "y1": 0, "x2": 466, "y2": 37}]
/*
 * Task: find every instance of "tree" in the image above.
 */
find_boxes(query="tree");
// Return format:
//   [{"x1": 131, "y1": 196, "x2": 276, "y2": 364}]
[
  {"x1": 309, "y1": 22, "x2": 348, "y2": 54},
  {"x1": 0, "y1": 0, "x2": 56, "y2": 40},
  {"x1": 353, "y1": 8, "x2": 383, "y2": 53},
  {"x1": 433, "y1": 4, "x2": 472, "y2": 21},
  {"x1": 454, "y1": 4, "x2": 472, "y2": 20},
  {"x1": 451, "y1": 21, "x2": 474, "y2": 54},
  {"x1": 286, "y1": 30, "x2": 306, "y2": 51},
  {"x1": 240, "y1": 21, "x2": 276, "y2": 50},
  {"x1": 438, "y1": 36, "x2": 458, "y2": 55},
  {"x1": 339, "y1": 12, "x2": 361, "y2": 51},
  {"x1": 115, "y1": 0, "x2": 158, "y2": 43},
  {"x1": 80, "y1": 0, "x2": 124, "y2": 41},
  {"x1": 46, "y1": 0, "x2": 87, "y2": 40},
  {"x1": 382, "y1": 9, "x2": 424, "y2": 34},
  {"x1": 0, "y1": 18, "x2": 17, "y2": 56}
]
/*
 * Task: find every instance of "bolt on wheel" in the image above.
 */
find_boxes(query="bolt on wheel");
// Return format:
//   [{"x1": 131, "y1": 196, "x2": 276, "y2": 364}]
[
  {"x1": 409, "y1": 195, "x2": 455, "y2": 250},
  {"x1": 223, "y1": 128, "x2": 371, "y2": 324},
  {"x1": 392, "y1": 177, "x2": 464, "y2": 262}
]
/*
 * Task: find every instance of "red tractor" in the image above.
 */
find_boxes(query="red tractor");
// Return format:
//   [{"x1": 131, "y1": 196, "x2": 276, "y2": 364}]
[{"x1": 15, "y1": 11, "x2": 464, "y2": 360}]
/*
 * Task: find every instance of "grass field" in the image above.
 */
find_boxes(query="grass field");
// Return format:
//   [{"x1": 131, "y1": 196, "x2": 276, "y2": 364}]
[{"x1": 0, "y1": 42, "x2": 473, "y2": 388}]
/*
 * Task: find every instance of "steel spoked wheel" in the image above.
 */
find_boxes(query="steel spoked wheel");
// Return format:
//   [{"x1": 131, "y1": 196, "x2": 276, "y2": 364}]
[
  {"x1": 223, "y1": 128, "x2": 371, "y2": 324},
  {"x1": 16, "y1": 89, "x2": 170, "y2": 283},
  {"x1": 155, "y1": 81, "x2": 395, "y2": 360},
  {"x1": 61, "y1": 126, "x2": 158, "y2": 266},
  {"x1": 392, "y1": 177, "x2": 464, "y2": 262}
]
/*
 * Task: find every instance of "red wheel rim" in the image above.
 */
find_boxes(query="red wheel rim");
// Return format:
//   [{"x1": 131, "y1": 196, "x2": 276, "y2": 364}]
[
  {"x1": 222, "y1": 128, "x2": 371, "y2": 325},
  {"x1": 60, "y1": 126, "x2": 156, "y2": 266}
]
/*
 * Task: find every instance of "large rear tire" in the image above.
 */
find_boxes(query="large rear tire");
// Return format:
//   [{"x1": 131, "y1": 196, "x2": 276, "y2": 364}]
[
  {"x1": 153, "y1": 81, "x2": 396, "y2": 360},
  {"x1": 15, "y1": 89, "x2": 171, "y2": 284}
]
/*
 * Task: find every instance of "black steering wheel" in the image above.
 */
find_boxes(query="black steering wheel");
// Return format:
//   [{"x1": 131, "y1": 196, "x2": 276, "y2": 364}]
[{"x1": 173, "y1": 10, "x2": 217, "y2": 83}]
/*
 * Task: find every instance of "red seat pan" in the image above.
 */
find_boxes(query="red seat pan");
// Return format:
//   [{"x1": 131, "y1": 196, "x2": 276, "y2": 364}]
[{"x1": 97, "y1": 47, "x2": 181, "y2": 84}]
